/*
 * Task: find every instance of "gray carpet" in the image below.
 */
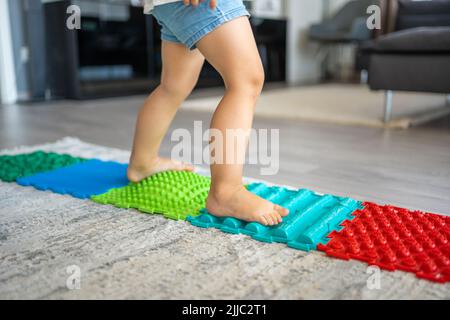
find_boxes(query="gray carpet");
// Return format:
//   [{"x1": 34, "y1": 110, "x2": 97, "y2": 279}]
[{"x1": 0, "y1": 138, "x2": 449, "y2": 299}]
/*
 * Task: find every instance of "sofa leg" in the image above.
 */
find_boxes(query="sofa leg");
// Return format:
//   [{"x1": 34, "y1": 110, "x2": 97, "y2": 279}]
[{"x1": 384, "y1": 90, "x2": 394, "y2": 123}]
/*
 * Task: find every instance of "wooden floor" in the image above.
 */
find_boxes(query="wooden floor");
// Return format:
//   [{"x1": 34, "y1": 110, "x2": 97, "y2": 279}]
[{"x1": 1, "y1": 87, "x2": 450, "y2": 215}]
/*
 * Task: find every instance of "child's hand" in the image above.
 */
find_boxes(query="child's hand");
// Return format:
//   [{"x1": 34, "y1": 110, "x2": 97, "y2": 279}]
[{"x1": 183, "y1": 0, "x2": 217, "y2": 9}]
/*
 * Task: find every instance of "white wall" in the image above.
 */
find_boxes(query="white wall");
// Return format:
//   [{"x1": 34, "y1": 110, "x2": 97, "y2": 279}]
[
  {"x1": 0, "y1": 0, "x2": 17, "y2": 104},
  {"x1": 329, "y1": 0, "x2": 352, "y2": 14},
  {"x1": 284, "y1": 0, "x2": 355, "y2": 84},
  {"x1": 286, "y1": 0, "x2": 324, "y2": 84}
]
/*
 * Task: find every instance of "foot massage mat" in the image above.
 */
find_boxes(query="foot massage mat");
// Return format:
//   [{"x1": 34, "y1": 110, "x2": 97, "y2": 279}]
[
  {"x1": 318, "y1": 202, "x2": 450, "y2": 283},
  {"x1": 5, "y1": 151, "x2": 449, "y2": 283},
  {"x1": 188, "y1": 183, "x2": 363, "y2": 251},
  {"x1": 17, "y1": 159, "x2": 129, "y2": 199},
  {"x1": 91, "y1": 170, "x2": 211, "y2": 221},
  {"x1": 0, "y1": 151, "x2": 86, "y2": 182}
]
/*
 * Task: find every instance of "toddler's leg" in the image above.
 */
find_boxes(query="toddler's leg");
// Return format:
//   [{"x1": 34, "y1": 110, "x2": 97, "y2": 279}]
[
  {"x1": 128, "y1": 41, "x2": 205, "y2": 183},
  {"x1": 196, "y1": 17, "x2": 288, "y2": 226}
]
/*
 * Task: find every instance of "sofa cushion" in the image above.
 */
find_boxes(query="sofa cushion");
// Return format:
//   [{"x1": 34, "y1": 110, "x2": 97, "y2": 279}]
[{"x1": 369, "y1": 27, "x2": 450, "y2": 53}]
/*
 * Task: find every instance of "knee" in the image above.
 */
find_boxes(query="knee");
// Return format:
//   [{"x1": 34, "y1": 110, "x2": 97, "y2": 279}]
[
  {"x1": 226, "y1": 65, "x2": 265, "y2": 99},
  {"x1": 248, "y1": 66, "x2": 265, "y2": 94},
  {"x1": 159, "y1": 77, "x2": 197, "y2": 101}
]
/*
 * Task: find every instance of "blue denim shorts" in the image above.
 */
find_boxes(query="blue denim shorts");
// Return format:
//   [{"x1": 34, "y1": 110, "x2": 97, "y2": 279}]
[{"x1": 152, "y1": 0, "x2": 250, "y2": 50}]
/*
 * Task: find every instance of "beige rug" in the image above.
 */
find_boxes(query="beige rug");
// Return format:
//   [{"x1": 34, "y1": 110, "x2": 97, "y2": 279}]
[{"x1": 183, "y1": 84, "x2": 450, "y2": 129}]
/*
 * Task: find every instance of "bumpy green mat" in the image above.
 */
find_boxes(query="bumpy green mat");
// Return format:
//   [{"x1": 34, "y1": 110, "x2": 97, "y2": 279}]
[
  {"x1": 0, "y1": 151, "x2": 86, "y2": 183},
  {"x1": 92, "y1": 171, "x2": 211, "y2": 220}
]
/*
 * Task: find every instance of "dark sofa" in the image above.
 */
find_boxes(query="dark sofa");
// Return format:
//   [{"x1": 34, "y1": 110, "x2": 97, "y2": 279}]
[{"x1": 360, "y1": 0, "x2": 450, "y2": 122}]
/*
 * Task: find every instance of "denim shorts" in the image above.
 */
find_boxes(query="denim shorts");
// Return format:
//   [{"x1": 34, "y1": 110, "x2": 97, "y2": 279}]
[{"x1": 152, "y1": 0, "x2": 250, "y2": 50}]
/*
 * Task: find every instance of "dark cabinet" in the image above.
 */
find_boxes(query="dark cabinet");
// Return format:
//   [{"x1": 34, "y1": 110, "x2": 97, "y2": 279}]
[{"x1": 40, "y1": 0, "x2": 285, "y2": 100}]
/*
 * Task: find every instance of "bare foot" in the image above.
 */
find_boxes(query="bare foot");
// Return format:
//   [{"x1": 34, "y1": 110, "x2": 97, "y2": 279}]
[
  {"x1": 206, "y1": 185, "x2": 289, "y2": 226},
  {"x1": 127, "y1": 157, "x2": 194, "y2": 183}
]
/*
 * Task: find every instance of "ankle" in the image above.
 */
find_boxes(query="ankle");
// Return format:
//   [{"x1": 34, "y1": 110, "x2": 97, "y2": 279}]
[
  {"x1": 129, "y1": 156, "x2": 159, "y2": 170},
  {"x1": 209, "y1": 182, "x2": 245, "y2": 201}
]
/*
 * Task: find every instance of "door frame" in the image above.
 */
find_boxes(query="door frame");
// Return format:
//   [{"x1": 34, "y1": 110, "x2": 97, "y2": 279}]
[{"x1": 0, "y1": 0, "x2": 17, "y2": 104}]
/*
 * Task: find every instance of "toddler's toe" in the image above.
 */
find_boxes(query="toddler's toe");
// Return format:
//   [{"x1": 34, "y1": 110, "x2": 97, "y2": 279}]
[
  {"x1": 266, "y1": 213, "x2": 277, "y2": 226},
  {"x1": 259, "y1": 215, "x2": 269, "y2": 226},
  {"x1": 275, "y1": 205, "x2": 289, "y2": 216}
]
